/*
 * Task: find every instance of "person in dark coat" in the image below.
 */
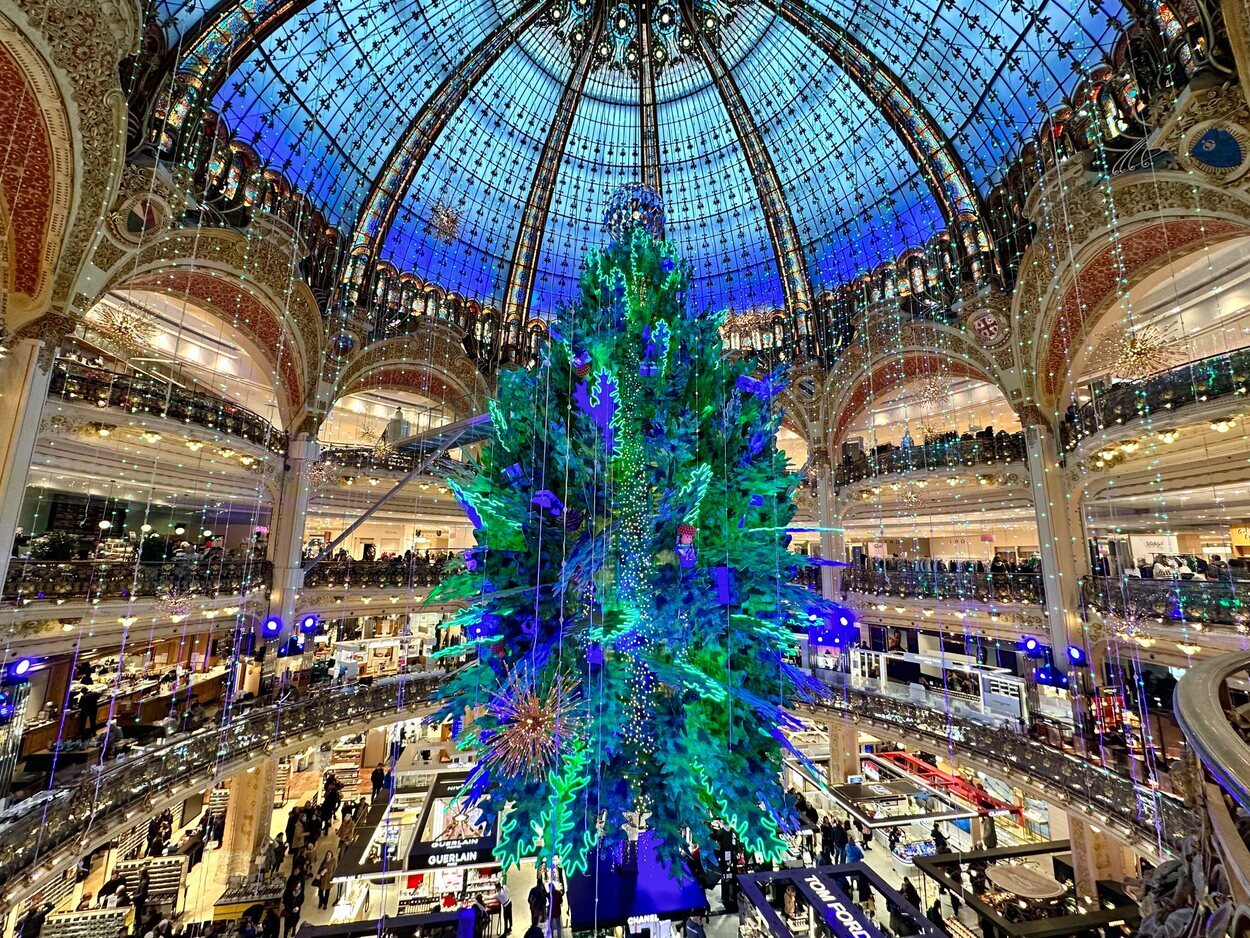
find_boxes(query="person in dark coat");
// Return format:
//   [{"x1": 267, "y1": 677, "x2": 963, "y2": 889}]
[
  {"x1": 819, "y1": 817, "x2": 835, "y2": 866},
  {"x1": 831, "y1": 819, "x2": 848, "y2": 863}
]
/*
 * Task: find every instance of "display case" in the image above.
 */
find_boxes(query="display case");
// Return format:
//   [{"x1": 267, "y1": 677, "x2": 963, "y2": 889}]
[
  {"x1": 42, "y1": 908, "x2": 133, "y2": 938},
  {"x1": 113, "y1": 856, "x2": 188, "y2": 913}
]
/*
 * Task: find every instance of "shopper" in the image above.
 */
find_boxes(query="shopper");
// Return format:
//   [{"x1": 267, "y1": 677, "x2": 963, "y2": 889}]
[
  {"x1": 930, "y1": 822, "x2": 949, "y2": 854},
  {"x1": 548, "y1": 881, "x2": 565, "y2": 938},
  {"x1": 844, "y1": 837, "x2": 864, "y2": 865},
  {"x1": 496, "y1": 880, "x2": 512, "y2": 935},
  {"x1": 316, "y1": 850, "x2": 338, "y2": 910},
  {"x1": 527, "y1": 879, "x2": 548, "y2": 928},
  {"x1": 370, "y1": 763, "x2": 386, "y2": 800},
  {"x1": 831, "y1": 819, "x2": 848, "y2": 864},
  {"x1": 133, "y1": 869, "x2": 150, "y2": 924},
  {"x1": 901, "y1": 877, "x2": 922, "y2": 911},
  {"x1": 337, "y1": 814, "x2": 357, "y2": 857},
  {"x1": 261, "y1": 910, "x2": 279, "y2": 938},
  {"x1": 282, "y1": 902, "x2": 301, "y2": 938},
  {"x1": 819, "y1": 817, "x2": 834, "y2": 866},
  {"x1": 926, "y1": 900, "x2": 944, "y2": 930}
]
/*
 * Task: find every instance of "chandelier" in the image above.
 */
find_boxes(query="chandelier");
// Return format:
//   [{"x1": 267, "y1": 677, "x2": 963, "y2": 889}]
[
  {"x1": 307, "y1": 459, "x2": 336, "y2": 489},
  {"x1": 156, "y1": 591, "x2": 194, "y2": 622},
  {"x1": 93, "y1": 304, "x2": 156, "y2": 354},
  {"x1": 428, "y1": 200, "x2": 461, "y2": 245},
  {"x1": 913, "y1": 375, "x2": 953, "y2": 412},
  {"x1": 1105, "y1": 322, "x2": 1182, "y2": 381}
]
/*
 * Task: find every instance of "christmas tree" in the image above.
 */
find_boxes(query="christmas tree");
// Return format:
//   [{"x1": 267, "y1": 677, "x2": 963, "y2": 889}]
[{"x1": 431, "y1": 185, "x2": 844, "y2": 873}]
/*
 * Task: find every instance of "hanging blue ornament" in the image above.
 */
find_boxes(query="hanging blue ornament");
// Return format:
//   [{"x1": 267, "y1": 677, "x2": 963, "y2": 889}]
[
  {"x1": 710, "y1": 566, "x2": 737, "y2": 605},
  {"x1": 503, "y1": 463, "x2": 524, "y2": 486},
  {"x1": 532, "y1": 489, "x2": 566, "y2": 517}
]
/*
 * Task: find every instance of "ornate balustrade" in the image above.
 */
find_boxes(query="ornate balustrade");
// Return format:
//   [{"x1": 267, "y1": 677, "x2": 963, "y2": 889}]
[
  {"x1": 1175, "y1": 652, "x2": 1250, "y2": 814},
  {"x1": 2, "y1": 559, "x2": 273, "y2": 606},
  {"x1": 301, "y1": 555, "x2": 453, "y2": 589},
  {"x1": 49, "y1": 364, "x2": 287, "y2": 452},
  {"x1": 845, "y1": 567, "x2": 1043, "y2": 603},
  {"x1": 0, "y1": 675, "x2": 443, "y2": 900},
  {"x1": 1082, "y1": 575, "x2": 1250, "y2": 627},
  {"x1": 1060, "y1": 346, "x2": 1250, "y2": 451},
  {"x1": 810, "y1": 689, "x2": 1194, "y2": 854},
  {"x1": 835, "y1": 431, "x2": 1028, "y2": 487},
  {"x1": 318, "y1": 444, "x2": 427, "y2": 473},
  {"x1": 0, "y1": 661, "x2": 1195, "y2": 902}
]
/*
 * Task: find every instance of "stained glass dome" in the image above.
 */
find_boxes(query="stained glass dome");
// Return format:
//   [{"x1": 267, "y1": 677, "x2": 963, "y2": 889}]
[{"x1": 153, "y1": 0, "x2": 1121, "y2": 317}]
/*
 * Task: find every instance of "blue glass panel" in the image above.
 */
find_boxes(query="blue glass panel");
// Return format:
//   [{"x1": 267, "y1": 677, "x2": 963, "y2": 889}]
[
  {"x1": 212, "y1": 0, "x2": 511, "y2": 225},
  {"x1": 380, "y1": 40, "x2": 568, "y2": 302}
]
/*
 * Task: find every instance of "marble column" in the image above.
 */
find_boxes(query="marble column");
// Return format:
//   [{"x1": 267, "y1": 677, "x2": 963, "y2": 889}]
[
  {"x1": 1025, "y1": 423, "x2": 1097, "y2": 744},
  {"x1": 0, "y1": 338, "x2": 54, "y2": 588},
  {"x1": 266, "y1": 435, "x2": 319, "y2": 643},
  {"x1": 816, "y1": 464, "x2": 844, "y2": 599},
  {"x1": 1023, "y1": 423, "x2": 1086, "y2": 663},
  {"x1": 826, "y1": 719, "x2": 861, "y2": 784},
  {"x1": 221, "y1": 760, "x2": 278, "y2": 877},
  {"x1": 1064, "y1": 814, "x2": 1137, "y2": 901}
]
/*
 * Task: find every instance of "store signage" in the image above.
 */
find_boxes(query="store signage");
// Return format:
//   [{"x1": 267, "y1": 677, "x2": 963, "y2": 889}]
[
  {"x1": 829, "y1": 780, "x2": 922, "y2": 804},
  {"x1": 409, "y1": 771, "x2": 498, "y2": 871},
  {"x1": 1128, "y1": 534, "x2": 1179, "y2": 560},
  {"x1": 803, "y1": 875, "x2": 872, "y2": 938}
]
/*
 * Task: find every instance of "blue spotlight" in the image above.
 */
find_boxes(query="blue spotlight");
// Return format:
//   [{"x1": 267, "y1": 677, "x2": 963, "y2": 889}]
[
  {"x1": 299, "y1": 614, "x2": 320, "y2": 634},
  {"x1": 263, "y1": 616, "x2": 283, "y2": 637}
]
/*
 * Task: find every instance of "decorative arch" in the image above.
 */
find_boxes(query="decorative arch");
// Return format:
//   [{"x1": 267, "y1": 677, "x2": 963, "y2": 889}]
[
  {"x1": 87, "y1": 211, "x2": 324, "y2": 425},
  {"x1": 1013, "y1": 170, "x2": 1250, "y2": 408},
  {"x1": 117, "y1": 267, "x2": 307, "y2": 426},
  {"x1": 1036, "y1": 217, "x2": 1249, "y2": 403},
  {"x1": 0, "y1": 12, "x2": 76, "y2": 331},
  {"x1": 828, "y1": 351, "x2": 1002, "y2": 445},
  {"x1": 333, "y1": 333, "x2": 490, "y2": 420}
]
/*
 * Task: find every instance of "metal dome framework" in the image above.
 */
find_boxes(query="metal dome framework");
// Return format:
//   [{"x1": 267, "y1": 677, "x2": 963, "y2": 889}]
[{"x1": 150, "y1": 0, "x2": 1120, "y2": 325}]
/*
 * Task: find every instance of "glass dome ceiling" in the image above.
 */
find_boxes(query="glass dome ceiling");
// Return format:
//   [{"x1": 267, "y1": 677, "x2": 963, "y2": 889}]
[{"x1": 156, "y1": 0, "x2": 1120, "y2": 316}]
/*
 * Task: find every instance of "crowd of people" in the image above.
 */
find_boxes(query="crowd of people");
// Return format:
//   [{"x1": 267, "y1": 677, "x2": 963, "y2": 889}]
[
  {"x1": 836, "y1": 425, "x2": 1026, "y2": 484},
  {"x1": 252, "y1": 772, "x2": 364, "y2": 937},
  {"x1": 852, "y1": 552, "x2": 1043, "y2": 601},
  {"x1": 1119, "y1": 552, "x2": 1248, "y2": 581}
]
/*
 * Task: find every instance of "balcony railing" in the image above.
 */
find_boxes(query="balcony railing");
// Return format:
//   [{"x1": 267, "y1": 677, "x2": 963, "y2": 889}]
[
  {"x1": 49, "y1": 364, "x2": 288, "y2": 453},
  {"x1": 0, "y1": 665, "x2": 1193, "y2": 900},
  {"x1": 808, "y1": 689, "x2": 1194, "y2": 853},
  {"x1": 1082, "y1": 575, "x2": 1250, "y2": 627},
  {"x1": 845, "y1": 566, "x2": 1043, "y2": 603},
  {"x1": 0, "y1": 675, "x2": 442, "y2": 897},
  {"x1": 836, "y1": 431, "x2": 1028, "y2": 487},
  {"x1": 2, "y1": 559, "x2": 273, "y2": 606},
  {"x1": 1060, "y1": 346, "x2": 1250, "y2": 451},
  {"x1": 301, "y1": 555, "x2": 453, "y2": 590},
  {"x1": 1175, "y1": 652, "x2": 1250, "y2": 814}
]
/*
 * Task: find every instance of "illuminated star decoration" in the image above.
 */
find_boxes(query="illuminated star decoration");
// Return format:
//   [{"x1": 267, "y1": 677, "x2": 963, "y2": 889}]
[
  {"x1": 482, "y1": 669, "x2": 582, "y2": 779},
  {"x1": 94, "y1": 303, "x2": 156, "y2": 354},
  {"x1": 307, "y1": 459, "x2": 336, "y2": 489},
  {"x1": 1103, "y1": 601, "x2": 1158, "y2": 647},
  {"x1": 1105, "y1": 322, "x2": 1182, "y2": 381},
  {"x1": 358, "y1": 423, "x2": 396, "y2": 460},
  {"x1": 913, "y1": 374, "x2": 953, "y2": 411},
  {"x1": 429, "y1": 200, "x2": 462, "y2": 245}
]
